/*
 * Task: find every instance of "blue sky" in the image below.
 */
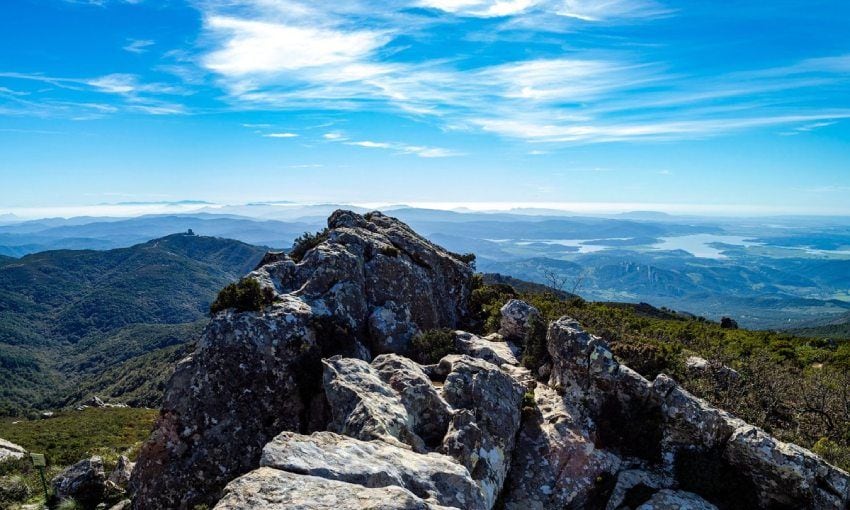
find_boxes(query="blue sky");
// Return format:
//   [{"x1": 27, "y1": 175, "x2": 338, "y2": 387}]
[{"x1": 1, "y1": 0, "x2": 849, "y2": 215}]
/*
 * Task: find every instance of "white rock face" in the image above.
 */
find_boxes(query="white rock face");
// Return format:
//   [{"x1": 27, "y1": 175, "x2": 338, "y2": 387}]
[
  {"x1": 260, "y1": 431, "x2": 486, "y2": 510},
  {"x1": 498, "y1": 299, "x2": 540, "y2": 342},
  {"x1": 453, "y1": 330, "x2": 519, "y2": 366},
  {"x1": 0, "y1": 438, "x2": 26, "y2": 462},
  {"x1": 214, "y1": 468, "x2": 454, "y2": 510}
]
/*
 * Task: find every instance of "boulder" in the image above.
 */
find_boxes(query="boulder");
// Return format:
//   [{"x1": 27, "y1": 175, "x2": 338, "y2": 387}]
[
  {"x1": 213, "y1": 467, "x2": 454, "y2": 510},
  {"x1": 636, "y1": 489, "x2": 718, "y2": 510},
  {"x1": 107, "y1": 455, "x2": 134, "y2": 488},
  {"x1": 371, "y1": 354, "x2": 452, "y2": 447},
  {"x1": 0, "y1": 438, "x2": 26, "y2": 462},
  {"x1": 724, "y1": 424, "x2": 850, "y2": 509},
  {"x1": 438, "y1": 355, "x2": 524, "y2": 508},
  {"x1": 131, "y1": 211, "x2": 473, "y2": 509},
  {"x1": 52, "y1": 456, "x2": 107, "y2": 508},
  {"x1": 260, "y1": 431, "x2": 485, "y2": 509},
  {"x1": 453, "y1": 331, "x2": 519, "y2": 367},
  {"x1": 322, "y1": 355, "x2": 423, "y2": 451},
  {"x1": 502, "y1": 384, "x2": 620, "y2": 509},
  {"x1": 498, "y1": 299, "x2": 540, "y2": 342}
]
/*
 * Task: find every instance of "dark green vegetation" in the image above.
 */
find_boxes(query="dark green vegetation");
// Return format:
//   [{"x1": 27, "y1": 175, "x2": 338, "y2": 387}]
[
  {"x1": 410, "y1": 329, "x2": 456, "y2": 365},
  {"x1": 470, "y1": 276, "x2": 850, "y2": 471},
  {"x1": 289, "y1": 229, "x2": 329, "y2": 263},
  {"x1": 210, "y1": 278, "x2": 275, "y2": 314},
  {"x1": 0, "y1": 234, "x2": 265, "y2": 416},
  {"x1": 790, "y1": 312, "x2": 850, "y2": 340},
  {"x1": 0, "y1": 407, "x2": 158, "y2": 507}
]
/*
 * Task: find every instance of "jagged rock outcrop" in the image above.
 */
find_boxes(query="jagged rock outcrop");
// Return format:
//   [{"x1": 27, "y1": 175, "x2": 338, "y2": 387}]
[
  {"x1": 131, "y1": 211, "x2": 849, "y2": 510},
  {"x1": 499, "y1": 299, "x2": 540, "y2": 342},
  {"x1": 0, "y1": 438, "x2": 26, "y2": 462},
  {"x1": 437, "y1": 354, "x2": 524, "y2": 508},
  {"x1": 130, "y1": 211, "x2": 474, "y2": 510},
  {"x1": 502, "y1": 383, "x2": 620, "y2": 509},
  {"x1": 52, "y1": 456, "x2": 107, "y2": 508},
  {"x1": 543, "y1": 317, "x2": 850, "y2": 510}
]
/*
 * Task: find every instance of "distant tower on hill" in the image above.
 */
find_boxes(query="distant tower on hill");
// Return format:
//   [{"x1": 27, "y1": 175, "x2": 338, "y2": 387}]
[{"x1": 187, "y1": 229, "x2": 195, "y2": 236}]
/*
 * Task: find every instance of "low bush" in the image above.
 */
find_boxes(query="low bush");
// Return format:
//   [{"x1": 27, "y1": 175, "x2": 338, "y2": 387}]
[
  {"x1": 410, "y1": 329, "x2": 456, "y2": 365},
  {"x1": 209, "y1": 278, "x2": 274, "y2": 315},
  {"x1": 290, "y1": 229, "x2": 329, "y2": 263},
  {"x1": 521, "y1": 314, "x2": 549, "y2": 373}
]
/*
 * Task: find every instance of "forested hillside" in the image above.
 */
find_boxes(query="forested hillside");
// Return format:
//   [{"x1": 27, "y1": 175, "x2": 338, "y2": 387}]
[{"x1": 0, "y1": 233, "x2": 265, "y2": 416}]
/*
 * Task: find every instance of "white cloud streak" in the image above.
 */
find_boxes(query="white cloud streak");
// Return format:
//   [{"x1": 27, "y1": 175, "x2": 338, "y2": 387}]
[
  {"x1": 190, "y1": 1, "x2": 850, "y2": 145},
  {"x1": 123, "y1": 39, "x2": 155, "y2": 53}
]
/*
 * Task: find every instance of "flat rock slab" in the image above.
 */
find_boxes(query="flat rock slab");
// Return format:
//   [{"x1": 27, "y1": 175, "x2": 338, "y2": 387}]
[
  {"x1": 453, "y1": 331, "x2": 519, "y2": 367},
  {"x1": 0, "y1": 438, "x2": 26, "y2": 462},
  {"x1": 261, "y1": 431, "x2": 485, "y2": 510},
  {"x1": 214, "y1": 467, "x2": 456, "y2": 510}
]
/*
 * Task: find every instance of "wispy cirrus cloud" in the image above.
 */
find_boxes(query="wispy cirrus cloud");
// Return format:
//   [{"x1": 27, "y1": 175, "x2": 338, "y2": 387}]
[
  {"x1": 191, "y1": 1, "x2": 850, "y2": 145},
  {"x1": 123, "y1": 39, "x2": 155, "y2": 53},
  {"x1": 0, "y1": 71, "x2": 188, "y2": 117},
  {"x1": 416, "y1": 0, "x2": 670, "y2": 20},
  {"x1": 324, "y1": 135, "x2": 461, "y2": 157}
]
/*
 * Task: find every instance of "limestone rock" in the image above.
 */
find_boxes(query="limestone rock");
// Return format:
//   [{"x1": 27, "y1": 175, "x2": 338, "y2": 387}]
[
  {"x1": 503, "y1": 384, "x2": 620, "y2": 509},
  {"x1": 453, "y1": 331, "x2": 519, "y2": 367},
  {"x1": 438, "y1": 355, "x2": 524, "y2": 508},
  {"x1": 371, "y1": 354, "x2": 452, "y2": 447},
  {"x1": 52, "y1": 456, "x2": 107, "y2": 508},
  {"x1": 130, "y1": 302, "x2": 318, "y2": 509},
  {"x1": 131, "y1": 210, "x2": 474, "y2": 509},
  {"x1": 323, "y1": 355, "x2": 423, "y2": 451},
  {"x1": 0, "y1": 438, "x2": 26, "y2": 462},
  {"x1": 724, "y1": 424, "x2": 850, "y2": 509},
  {"x1": 213, "y1": 467, "x2": 454, "y2": 510},
  {"x1": 260, "y1": 431, "x2": 485, "y2": 510},
  {"x1": 107, "y1": 455, "x2": 134, "y2": 489},
  {"x1": 498, "y1": 299, "x2": 540, "y2": 342}
]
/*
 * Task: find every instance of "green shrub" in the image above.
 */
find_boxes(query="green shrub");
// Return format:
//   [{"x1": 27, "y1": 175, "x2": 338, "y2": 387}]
[
  {"x1": 411, "y1": 329, "x2": 456, "y2": 365},
  {"x1": 209, "y1": 278, "x2": 274, "y2": 315},
  {"x1": 812, "y1": 437, "x2": 850, "y2": 470},
  {"x1": 290, "y1": 229, "x2": 329, "y2": 262},
  {"x1": 379, "y1": 245, "x2": 399, "y2": 257},
  {"x1": 521, "y1": 314, "x2": 549, "y2": 373},
  {"x1": 0, "y1": 475, "x2": 31, "y2": 505}
]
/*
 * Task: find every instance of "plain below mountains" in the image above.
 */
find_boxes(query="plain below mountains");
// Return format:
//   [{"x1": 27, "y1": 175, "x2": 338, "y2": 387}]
[{"x1": 0, "y1": 233, "x2": 266, "y2": 416}]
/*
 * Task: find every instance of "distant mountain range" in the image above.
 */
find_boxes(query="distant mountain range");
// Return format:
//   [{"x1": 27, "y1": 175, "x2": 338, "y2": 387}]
[
  {"x1": 1, "y1": 206, "x2": 849, "y2": 329},
  {"x1": 0, "y1": 233, "x2": 266, "y2": 416}
]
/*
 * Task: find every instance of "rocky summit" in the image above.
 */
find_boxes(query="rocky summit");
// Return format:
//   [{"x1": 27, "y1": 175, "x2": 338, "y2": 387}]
[{"x1": 130, "y1": 211, "x2": 850, "y2": 510}]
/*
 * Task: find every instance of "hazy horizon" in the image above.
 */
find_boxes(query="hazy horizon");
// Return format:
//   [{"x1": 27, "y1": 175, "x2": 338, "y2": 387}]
[{"x1": 4, "y1": 199, "x2": 850, "y2": 221}]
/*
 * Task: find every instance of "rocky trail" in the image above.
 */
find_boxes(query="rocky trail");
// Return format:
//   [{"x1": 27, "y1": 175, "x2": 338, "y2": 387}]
[{"x1": 119, "y1": 210, "x2": 848, "y2": 510}]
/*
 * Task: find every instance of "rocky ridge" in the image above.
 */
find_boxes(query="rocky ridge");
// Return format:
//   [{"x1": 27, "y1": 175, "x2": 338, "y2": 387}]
[{"x1": 130, "y1": 211, "x2": 850, "y2": 510}]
